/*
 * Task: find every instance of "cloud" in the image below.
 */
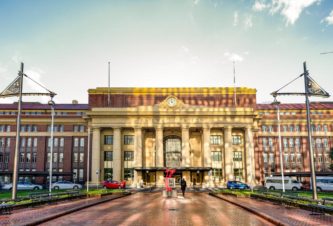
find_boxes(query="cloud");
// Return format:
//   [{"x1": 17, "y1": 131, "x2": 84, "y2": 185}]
[
  {"x1": 0, "y1": 65, "x2": 7, "y2": 75},
  {"x1": 224, "y1": 52, "x2": 244, "y2": 62},
  {"x1": 244, "y1": 15, "x2": 253, "y2": 29},
  {"x1": 233, "y1": 11, "x2": 239, "y2": 26},
  {"x1": 252, "y1": 0, "x2": 321, "y2": 25},
  {"x1": 322, "y1": 10, "x2": 333, "y2": 25},
  {"x1": 252, "y1": 0, "x2": 269, "y2": 11}
]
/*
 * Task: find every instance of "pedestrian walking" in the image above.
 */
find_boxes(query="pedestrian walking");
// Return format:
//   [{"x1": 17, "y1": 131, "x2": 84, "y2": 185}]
[{"x1": 181, "y1": 178, "x2": 187, "y2": 197}]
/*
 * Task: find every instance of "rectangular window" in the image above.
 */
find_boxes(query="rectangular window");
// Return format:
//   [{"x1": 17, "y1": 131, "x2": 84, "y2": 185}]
[
  {"x1": 104, "y1": 168, "x2": 113, "y2": 180},
  {"x1": 79, "y1": 125, "x2": 85, "y2": 132},
  {"x1": 289, "y1": 138, "x2": 294, "y2": 147},
  {"x1": 263, "y1": 153, "x2": 268, "y2": 163},
  {"x1": 210, "y1": 135, "x2": 221, "y2": 145},
  {"x1": 295, "y1": 138, "x2": 300, "y2": 147},
  {"x1": 54, "y1": 138, "x2": 58, "y2": 147},
  {"x1": 262, "y1": 138, "x2": 267, "y2": 147},
  {"x1": 33, "y1": 138, "x2": 37, "y2": 147},
  {"x1": 262, "y1": 125, "x2": 267, "y2": 132},
  {"x1": 124, "y1": 135, "x2": 134, "y2": 145},
  {"x1": 73, "y1": 153, "x2": 78, "y2": 163},
  {"x1": 104, "y1": 151, "x2": 113, "y2": 161},
  {"x1": 212, "y1": 151, "x2": 222, "y2": 161},
  {"x1": 59, "y1": 153, "x2": 64, "y2": 163},
  {"x1": 124, "y1": 151, "x2": 134, "y2": 161},
  {"x1": 21, "y1": 137, "x2": 26, "y2": 147},
  {"x1": 323, "y1": 124, "x2": 328, "y2": 132},
  {"x1": 104, "y1": 135, "x2": 113, "y2": 145},
  {"x1": 73, "y1": 125, "x2": 79, "y2": 132},
  {"x1": 295, "y1": 125, "x2": 300, "y2": 132},
  {"x1": 53, "y1": 153, "x2": 58, "y2": 163},
  {"x1": 268, "y1": 138, "x2": 273, "y2": 147},
  {"x1": 80, "y1": 138, "x2": 85, "y2": 147},
  {"x1": 233, "y1": 151, "x2": 242, "y2": 161},
  {"x1": 60, "y1": 138, "x2": 64, "y2": 147},
  {"x1": 79, "y1": 153, "x2": 84, "y2": 163},
  {"x1": 232, "y1": 135, "x2": 242, "y2": 145},
  {"x1": 79, "y1": 169, "x2": 84, "y2": 180},
  {"x1": 283, "y1": 138, "x2": 287, "y2": 148},
  {"x1": 74, "y1": 138, "x2": 79, "y2": 147},
  {"x1": 124, "y1": 168, "x2": 134, "y2": 180}
]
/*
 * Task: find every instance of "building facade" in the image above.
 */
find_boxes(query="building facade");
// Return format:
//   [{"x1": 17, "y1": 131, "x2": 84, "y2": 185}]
[{"x1": 0, "y1": 87, "x2": 332, "y2": 187}]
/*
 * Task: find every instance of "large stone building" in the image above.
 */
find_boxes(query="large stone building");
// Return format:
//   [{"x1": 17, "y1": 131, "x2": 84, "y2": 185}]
[{"x1": 0, "y1": 87, "x2": 332, "y2": 187}]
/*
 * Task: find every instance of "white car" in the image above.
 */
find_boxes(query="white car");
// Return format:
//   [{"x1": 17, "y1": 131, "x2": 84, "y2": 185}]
[
  {"x1": 312, "y1": 177, "x2": 333, "y2": 191},
  {"x1": 2, "y1": 181, "x2": 43, "y2": 190},
  {"x1": 265, "y1": 176, "x2": 302, "y2": 191},
  {"x1": 51, "y1": 181, "x2": 82, "y2": 190}
]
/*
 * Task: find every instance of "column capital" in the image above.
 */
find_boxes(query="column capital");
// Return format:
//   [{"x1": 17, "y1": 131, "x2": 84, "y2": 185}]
[
  {"x1": 155, "y1": 126, "x2": 163, "y2": 130},
  {"x1": 224, "y1": 126, "x2": 233, "y2": 132},
  {"x1": 181, "y1": 125, "x2": 189, "y2": 130},
  {"x1": 202, "y1": 125, "x2": 212, "y2": 130},
  {"x1": 134, "y1": 126, "x2": 142, "y2": 130},
  {"x1": 112, "y1": 126, "x2": 121, "y2": 130},
  {"x1": 92, "y1": 127, "x2": 101, "y2": 131}
]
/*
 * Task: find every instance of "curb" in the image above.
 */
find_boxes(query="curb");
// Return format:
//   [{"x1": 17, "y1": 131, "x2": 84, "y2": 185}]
[
  {"x1": 209, "y1": 192, "x2": 286, "y2": 226},
  {"x1": 20, "y1": 192, "x2": 131, "y2": 226}
]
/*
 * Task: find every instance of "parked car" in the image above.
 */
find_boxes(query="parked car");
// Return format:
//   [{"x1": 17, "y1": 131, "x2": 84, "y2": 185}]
[
  {"x1": 51, "y1": 181, "x2": 82, "y2": 190},
  {"x1": 311, "y1": 176, "x2": 333, "y2": 191},
  {"x1": 265, "y1": 176, "x2": 301, "y2": 191},
  {"x1": 103, "y1": 180, "x2": 126, "y2": 189},
  {"x1": 227, "y1": 181, "x2": 250, "y2": 189},
  {"x1": 2, "y1": 181, "x2": 43, "y2": 190}
]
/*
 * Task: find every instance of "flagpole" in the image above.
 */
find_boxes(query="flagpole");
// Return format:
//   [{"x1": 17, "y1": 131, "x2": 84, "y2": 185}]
[
  {"x1": 12, "y1": 62, "x2": 24, "y2": 200},
  {"x1": 303, "y1": 61, "x2": 317, "y2": 200}
]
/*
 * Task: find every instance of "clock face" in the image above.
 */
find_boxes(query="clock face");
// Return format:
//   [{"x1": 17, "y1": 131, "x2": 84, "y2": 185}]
[{"x1": 167, "y1": 97, "x2": 177, "y2": 107}]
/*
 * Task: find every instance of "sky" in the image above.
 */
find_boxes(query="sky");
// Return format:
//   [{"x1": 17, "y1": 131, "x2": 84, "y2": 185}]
[{"x1": 0, "y1": 0, "x2": 333, "y2": 104}]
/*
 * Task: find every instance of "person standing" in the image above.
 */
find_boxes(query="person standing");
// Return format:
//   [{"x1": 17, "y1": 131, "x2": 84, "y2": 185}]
[{"x1": 181, "y1": 178, "x2": 187, "y2": 197}]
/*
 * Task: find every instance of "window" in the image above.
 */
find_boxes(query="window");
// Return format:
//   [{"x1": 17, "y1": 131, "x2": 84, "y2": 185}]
[
  {"x1": 295, "y1": 125, "x2": 300, "y2": 132},
  {"x1": 283, "y1": 138, "x2": 287, "y2": 148},
  {"x1": 59, "y1": 153, "x2": 64, "y2": 163},
  {"x1": 324, "y1": 124, "x2": 328, "y2": 132},
  {"x1": 289, "y1": 138, "x2": 294, "y2": 148},
  {"x1": 268, "y1": 138, "x2": 273, "y2": 147},
  {"x1": 233, "y1": 151, "x2": 242, "y2": 161},
  {"x1": 263, "y1": 153, "x2": 268, "y2": 163},
  {"x1": 104, "y1": 168, "x2": 113, "y2": 180},
  {"x1": 289, "y1": 125, "x2": 294, "y2": 132},
  {"x1": 54, "y1": 138, "x2": 58, "y2": 147},
  {"x1": 124, "y1": 135, "x2": 134, "y2": 145},
  {"x1": 79, "y1": 125, "x2": 85, "y2": 132},
  {"x1": 74, "y1": 138, "x2": 79, "y2": 147},
  {"x1": 210, "y1": 135, "x2": 221, "y2": 145},
  {"x1": 212, "y1": 152, "x2": 222, "y2": 161},
  {"x1": 80, "y1": 138, "x2": 85, "y2": 147},
  {"x1": 60, "y1": 138, "x2": 64, "y2": 147},
  {"x1": 124, "y1": 151, "x2": 134, "y2": 161},
  {"x1": 79, "y1": 169, "x2": 84, "y2": 180},
  {"x1": 316, "y1": 125, "x2": 321, "y2": 132},
  {"x1": 283, "y1": 126, "x2": 288, "y2": 132},
  {"x1": 232, "y1": 135, "x2": 242, "y2": 145},
  {"x1": 21, "y1": 138, "x2": 26, "y2": 147},
  {"x1": 262, "y1": 125, "x2": 267, "y2": 132},
  {"x1": 33, "y1": 138, "x2": 37, "y2": 147},
  {"x1": 104, "y1": 151, "x2": 113, "y2": 161},
  {"x1": 124, "y1": 168, "x2": 134, "y2": 180},
  {"x1": 73, "y1": 153, "x2": 78, "y2": 163},
  {"x1": 316, "y1": 138, "x2": 322, "y2": 148},
  {"x1": 323, "y1": 138, "x2": 328, "y2": 148},
  {"x1": 295, "y1": 138, "x2": 300, "y2": 147},
  {"x1": 79, "y1": 153, "x2": 84, "y2": 163},
  {"x1": 104, "y1": 135, "x2": 113, "y2": 145},
  {"x1": 212, "y1": 169, "x2": 223, "y2": 181},
  {"x1": 262, "y1": 138, "x2": 267, "y2": 147},
  {"x1": 268, "y1": 126, "x2": 273, "y2": 132}
]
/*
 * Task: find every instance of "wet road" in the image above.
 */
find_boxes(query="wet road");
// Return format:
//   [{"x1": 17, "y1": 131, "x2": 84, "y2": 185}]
[{"x1": 40, "y1": 192, "x2": 274, "y2": 226}]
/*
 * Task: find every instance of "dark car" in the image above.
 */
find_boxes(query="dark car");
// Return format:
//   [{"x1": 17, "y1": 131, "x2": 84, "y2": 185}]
[
  {"x1": 103, "y1": 180, "x2": 126, "y2": 189},
  {"x1": 227, "y1": 181, "x2": 250, "y2": 190}
]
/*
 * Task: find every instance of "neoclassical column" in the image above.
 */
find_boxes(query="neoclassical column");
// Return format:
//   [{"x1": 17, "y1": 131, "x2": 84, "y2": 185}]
[
  {"x1": 203, "y1": 126, "x2": 211, "y2": 167},
  {"x1": 181, "y1": 125, "x2": 190, "y2": 167},
  {"x1": 91, "y1": 127, "x2": 101, "y2": 185},
  {"x1": 134, "y1": 127, "x2": 142, "y2": 168},
  {"x1": 113, "y1": 127, "x2": 122, "y2": 181},
  {"x1": 155, "y1": 126, "x2": 164, "y2": 167},
  {"x1": 245, "y1": 126, "x2": 255, "y2": 184},
  {"x1": 224, "y1": 126, "x2": 233, "y2": 181}
]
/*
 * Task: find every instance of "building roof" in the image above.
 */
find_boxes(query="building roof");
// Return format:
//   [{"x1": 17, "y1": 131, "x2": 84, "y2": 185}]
[
  {"x1": 0, "y1": 102, "x2": 89, "y2": 110},
  {"x1": 256, "y1": 102, "x2": 333, "y2": 110}
]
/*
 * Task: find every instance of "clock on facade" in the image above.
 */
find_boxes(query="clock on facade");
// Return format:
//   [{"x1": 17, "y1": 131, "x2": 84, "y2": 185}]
[{"x1": 167, "y1": 97, "x2": 177, "y2": 107}]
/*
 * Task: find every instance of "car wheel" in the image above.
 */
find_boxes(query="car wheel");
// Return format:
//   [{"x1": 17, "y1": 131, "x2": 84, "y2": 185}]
[
  {"x1": 292, "y1": 187, "x2": 298, "y2": 191},
  {"x1": 33, "y1": 186, "x2": 40, "y2": 190},
  {"x1": 317, "y1": 187, "x2": 322, "y2": 192},
  {"x1": 73, "y1": 185, "x2": 79, "y2": 190},
  {"x1": 54, "y1": 186, "x2": 60, "y2": 190},
  {"x1": 269, "y1": 186, "x2": 275, "y2": 190}
]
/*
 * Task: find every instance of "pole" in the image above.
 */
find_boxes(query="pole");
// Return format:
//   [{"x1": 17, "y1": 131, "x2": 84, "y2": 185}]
[
  {"x1": 303, "y1": 61, "x2": 317, "y2": 200},
  {"x1": 276, "y1": 102, "x2": 285, "y2": 192},
  {"x1": 12, "y1": 62, "x2": 24, "y2": 200},
  {"x1": 86, "y1": 127, "x2": 91, "y2": 193},
  {"x1": 108, "y1": 61, "x2": 110, "y2": 106},
  {"x1": 48, "y1": 100, "x2": 55, "y2": 195}
]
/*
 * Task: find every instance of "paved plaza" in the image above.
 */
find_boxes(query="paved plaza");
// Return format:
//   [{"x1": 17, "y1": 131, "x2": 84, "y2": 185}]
[{"x1": 1, "y1": 192, "x2": 333, "y2": 225}]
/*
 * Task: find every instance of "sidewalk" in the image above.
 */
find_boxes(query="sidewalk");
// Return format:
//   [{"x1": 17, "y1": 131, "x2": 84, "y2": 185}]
[
  {"x1": 0, "y1": 193, "x2": 128, "y2": 226},
  {"x1": 212, "y1": 193, "x2": 333, "y2": 226}
]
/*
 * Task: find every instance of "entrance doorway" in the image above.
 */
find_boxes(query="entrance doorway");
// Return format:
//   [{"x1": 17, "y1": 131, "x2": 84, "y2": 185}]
[{"x1": 191, "y1": 171, "x2": 203, "y2": 187}]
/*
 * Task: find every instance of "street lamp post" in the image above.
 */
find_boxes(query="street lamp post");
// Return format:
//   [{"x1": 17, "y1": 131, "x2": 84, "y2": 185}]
[
  {"x1": 272, "y1": 98, "x2": 285, "y2": 192},
  {"x1": 48, "y1": 98, "x2": 55, "y2": 195},
  {"x1": 86, "y1": 127, "x2": 91, "y2": 193}
]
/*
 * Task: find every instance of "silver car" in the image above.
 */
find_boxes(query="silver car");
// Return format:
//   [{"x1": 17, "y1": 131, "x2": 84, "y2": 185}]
[
  {"x1": 51, "y1": 181, "x2": 82, "y2": 190},
  {"x1": 2, "y1": 181, "x2": 43, "y2": 190}
]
